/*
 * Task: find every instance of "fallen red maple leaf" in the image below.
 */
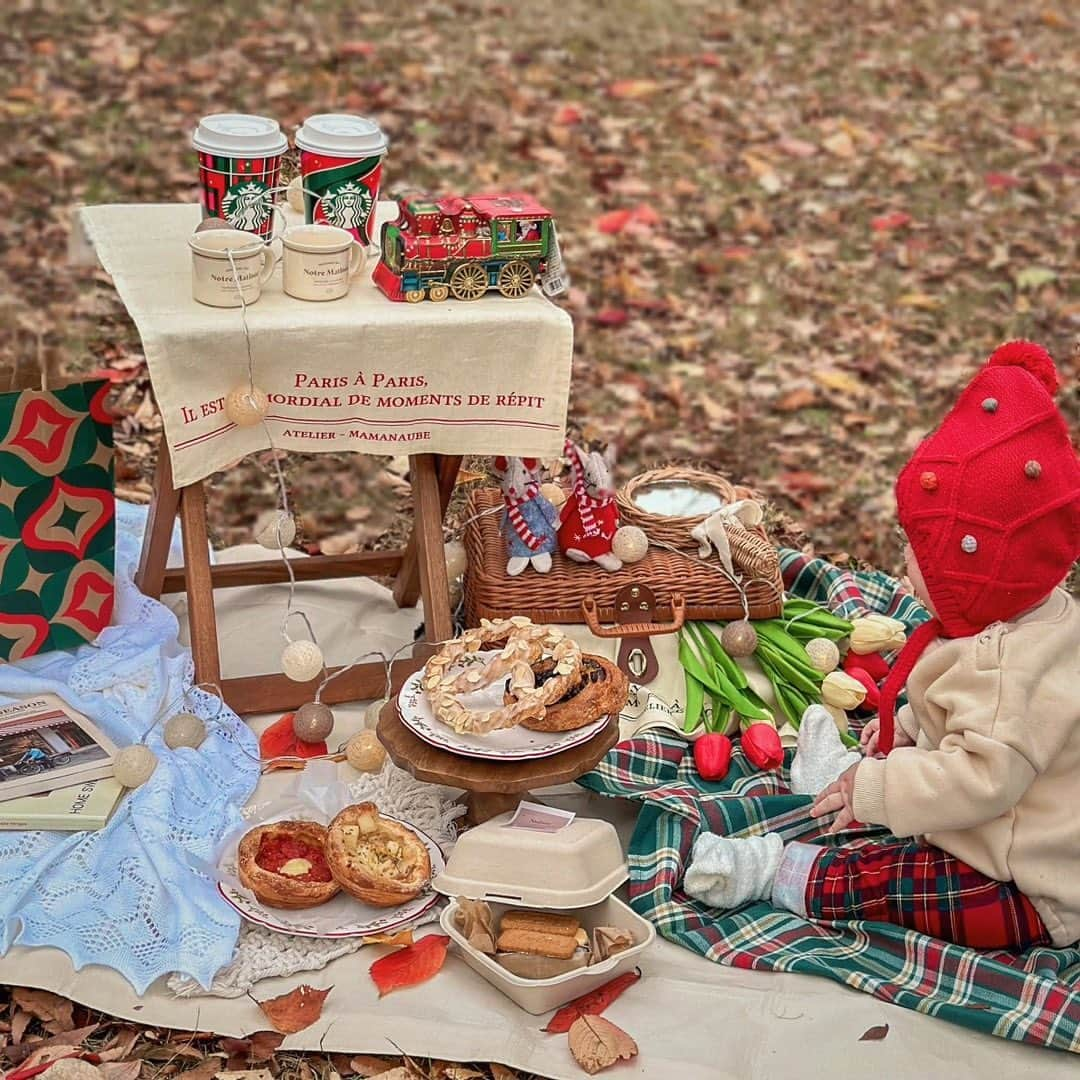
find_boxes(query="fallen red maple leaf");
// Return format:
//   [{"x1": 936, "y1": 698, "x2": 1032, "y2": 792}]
[
  {"x1": 259, "y1": 713, "x2": 327, "y2": 760},
  {"x1": 594, "y1": 209, "x2": 634, "y2": 234},
  {"x1": 871, "y1": 211, "x2": 911, "y2": 232},
  {"x1": 369, "y1": 934, "x2": 449, "y2": 997},
  {"x1": 985, "y1": 172, "x2": 1021, "y2": 191}
]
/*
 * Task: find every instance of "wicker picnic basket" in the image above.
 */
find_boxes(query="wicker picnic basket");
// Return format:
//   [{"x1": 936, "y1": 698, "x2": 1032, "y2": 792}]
[{"x1": 463, "y1": 485, "x2": 784, "y2": 629}]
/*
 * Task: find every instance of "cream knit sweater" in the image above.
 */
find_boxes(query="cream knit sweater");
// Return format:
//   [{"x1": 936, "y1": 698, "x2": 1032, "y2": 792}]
[{"x1": 853, "y1": 588, "x2": 1080, "y2": 947}]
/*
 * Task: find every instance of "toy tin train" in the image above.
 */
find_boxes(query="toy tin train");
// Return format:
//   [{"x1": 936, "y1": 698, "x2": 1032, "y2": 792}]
[{"x1": 372, "y1": 192, "x2": 560, "y2": 302}]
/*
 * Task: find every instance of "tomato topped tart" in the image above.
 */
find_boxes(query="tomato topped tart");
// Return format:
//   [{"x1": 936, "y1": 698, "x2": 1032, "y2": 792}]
[{"x1": 237, "y1": 821, "x2": 341, "y2": 909}]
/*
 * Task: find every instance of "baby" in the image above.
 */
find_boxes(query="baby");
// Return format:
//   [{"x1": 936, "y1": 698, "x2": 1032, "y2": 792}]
[{"x1": 685, "y1": 341, "x2": 1080, "y2": 949}]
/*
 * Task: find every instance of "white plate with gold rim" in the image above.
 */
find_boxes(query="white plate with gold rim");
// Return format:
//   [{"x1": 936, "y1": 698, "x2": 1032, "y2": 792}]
[
  {"x1": 218, "y1": 815, "x2": 445, "y2": 938},
  {"x1": 397, "y1": 660, "x2": 610, "y2": 762}
]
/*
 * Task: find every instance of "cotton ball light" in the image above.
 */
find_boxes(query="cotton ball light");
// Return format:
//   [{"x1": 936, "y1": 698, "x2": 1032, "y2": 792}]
[
  {"x1": 225, "y1": 385, "x2": 269, "y2": 428},
  {"x1": 286, "y1": 175, "x2": 305, "y2": 214},
  {"x1": 720, "y1": 619, "x2": 758, "y2": 657},
  {"x1": 281, "y1": 639, "x2": 325, "y2": 682},
  {"x1": 611, "y1": 525, "x2": 649, "y2": 564},
  {"x1": 540, "y1": 482, "x2": 567, "y2": 510},
  {"x1": 256, "y1": 510, "x2": 297, "y2": 550},
  {"x1": 444, "y1": 539, "x2": 467, "y2": 581},
  {"x1": 804, "y1": 637, "x2": 840, "y2": 674},
  {"x1": 114, "y1": 744, "x2": 159, "y2": 788},
  {"x1": 346, "y1": 730, "x2": 387, "y2": 773},
  {"x1": 164, "y1": 711, "x2": 207, "y2": 750},
  {"x1": 293, "y1": 700, "x2": 335, "y2": 743}
]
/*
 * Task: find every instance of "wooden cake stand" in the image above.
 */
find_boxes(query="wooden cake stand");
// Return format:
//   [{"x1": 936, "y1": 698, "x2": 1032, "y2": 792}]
[{"x1": 377, "y1": 700, "x2": 620, "y2": 824}]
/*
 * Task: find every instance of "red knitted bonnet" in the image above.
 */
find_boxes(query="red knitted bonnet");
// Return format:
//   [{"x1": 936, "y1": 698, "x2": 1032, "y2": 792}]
[{"x1": 877, "y1": 341, "x2": 1080, "y2": 753}]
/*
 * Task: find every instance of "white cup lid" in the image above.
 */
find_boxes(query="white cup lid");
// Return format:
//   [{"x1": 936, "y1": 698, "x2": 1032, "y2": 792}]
[
  {"x1": 295, "y1": 113, "x2": 388, "y2": 157},
  {"x1": 192, "y1": 114, "x2": 288, "y2": 157}
]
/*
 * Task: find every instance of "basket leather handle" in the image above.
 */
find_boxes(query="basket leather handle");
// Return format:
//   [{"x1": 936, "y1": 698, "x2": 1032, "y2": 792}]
[{"x1": 581, "y1": 593, "x2": 686, "y2": 638}]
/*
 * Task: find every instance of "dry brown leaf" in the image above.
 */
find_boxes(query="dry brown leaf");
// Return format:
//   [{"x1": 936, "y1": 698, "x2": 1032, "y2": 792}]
[
  {"x1": 218, "y1": 1033, "x2": 284, "y2": 1066},
  {"x1": 215, "y1": 1071, "x2": 274, "y2": 1080},
  {"x1": 254, "y1": 985, "x2": 331, "y2": 1035},
  {"x1": 859, "y1": 1024, "x2": 890, "y2": 1041},
  {"x1": 98, "y1": 1061, "x2": 142, "y2": 1080},
  {"x1": 170, "y1": 1057, "x2": 225, "y2": 1080},
  {"x1": 568, "y1": 1016, "x2": 638, "y2": 1075},
  {"x1": 21, "y1": 1045, "x2": 85, "y2": 1070},
  {"x1": 489, "y1": 1067, "x2": 521, "y2": 1080},
  {"x1": 12, "y1": 988, "x2": 74, "y2": 1034},
  {"x1": 5, "y1": 1026, "x2": 98, "y2": 1066},
  {"x1": 347, "y1": 1056, "x2": 400, "y2": 1078},
  {"x1": 440, "y1": 1068, "x2": 485, "y2": 1080},
  {"x1": 12, "y1": 1008, "x2": 32, "y2": 1046},
  {"x1": 96, "y1": 1028, "x2": 140, "y2": 1063}
]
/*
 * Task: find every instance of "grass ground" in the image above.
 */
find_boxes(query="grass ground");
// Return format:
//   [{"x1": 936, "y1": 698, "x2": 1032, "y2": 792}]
[{"x1": 0, "y1": 0, "x2": 1077, "y2": 1075}]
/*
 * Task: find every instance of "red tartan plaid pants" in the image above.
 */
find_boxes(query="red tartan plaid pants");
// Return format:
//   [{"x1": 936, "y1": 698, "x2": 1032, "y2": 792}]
[{"x1": 802, "y1": 840, "x2": 1051, "y2": 950}]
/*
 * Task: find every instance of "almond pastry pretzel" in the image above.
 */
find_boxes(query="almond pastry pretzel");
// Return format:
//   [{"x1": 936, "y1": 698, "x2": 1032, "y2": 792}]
[{"x1": 420, "y1": 616, "x2": 583, "y2": 734}]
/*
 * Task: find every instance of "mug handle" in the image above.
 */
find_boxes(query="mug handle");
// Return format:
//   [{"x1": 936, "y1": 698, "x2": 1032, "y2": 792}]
[
  {"x1": 258, "y1": 245, "x2": 276, "y2": 285},
  {"x1": 266, "y1": 203, "x2": 288, "y2": 263},
  {"x1": 348, "y1": 240, "x2": 368, "y2": 279}
]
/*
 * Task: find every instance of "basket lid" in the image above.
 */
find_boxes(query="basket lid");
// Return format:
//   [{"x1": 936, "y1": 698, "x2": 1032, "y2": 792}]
[{"x1": 432, "y1": 810, "x2": 627, "y2": 909}]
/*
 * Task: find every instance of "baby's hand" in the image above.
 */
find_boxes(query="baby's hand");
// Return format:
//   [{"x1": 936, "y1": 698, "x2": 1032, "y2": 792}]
[
  {"x1": 810, "y1": 762, "x2": 860, "y2": 833},
  {"x1": 860, "y1": 716, "x2": 914, "y2": 757}
]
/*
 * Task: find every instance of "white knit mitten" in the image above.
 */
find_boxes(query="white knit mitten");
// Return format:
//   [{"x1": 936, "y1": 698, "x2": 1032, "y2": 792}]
[
  {"x1": 683, "y1": 832, "x2": 784, "y2": 909},
  {"x1": 789, "y1": 705, "x2": 862, "y2": 796}
]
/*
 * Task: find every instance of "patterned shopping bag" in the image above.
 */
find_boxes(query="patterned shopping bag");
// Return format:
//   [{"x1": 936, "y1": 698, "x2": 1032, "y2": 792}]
[{"x1": 0, "y1": 379, "x2": 115, "y2": 660}]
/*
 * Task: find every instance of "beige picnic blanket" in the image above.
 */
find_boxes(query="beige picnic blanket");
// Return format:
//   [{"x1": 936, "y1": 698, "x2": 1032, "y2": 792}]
[
  {"x1": 0, "y1": 546, "x2": 1075, "y2": 1079},
  {"x1": 77, "y1": 203, "x2": 573, "y2": 489}
]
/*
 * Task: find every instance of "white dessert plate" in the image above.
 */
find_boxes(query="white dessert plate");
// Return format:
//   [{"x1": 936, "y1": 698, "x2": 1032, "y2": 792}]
[{"x1": 218, "y1": 816, "x2": 445, "y2": 938}]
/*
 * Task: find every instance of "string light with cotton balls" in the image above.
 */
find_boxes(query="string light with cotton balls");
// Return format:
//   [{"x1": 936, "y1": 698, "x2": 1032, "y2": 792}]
[
  {"x1": 345, "y1": 729, "x2": 387, "y2": 773},
  {"x1": 225, "y1": 384, "x2": 269, "y2": 427},
  {"x1": 611, "y1": 524, "x2": 649, "y2": 564},
  {"x1": 293, "y1": 700, "x2": 335, "y2": 743},
  {"x1": 720, "y1": 619, "x2": 758, "y2": 657},
  {"x1": 804, "y1": 637, "x2": 840, "y2": 674},
  {"x1": 163, "y1": 710, "x2": 207, "y2": 750},
  {"x1": 281, "y1": 638, "x2": 325, "y2": 683},
  {"x1": 115, "y1": 744, "x2": 159, "y2": 789},
  {"x1": 256, "y1": 509, "x2": 297, "y2": 550}
]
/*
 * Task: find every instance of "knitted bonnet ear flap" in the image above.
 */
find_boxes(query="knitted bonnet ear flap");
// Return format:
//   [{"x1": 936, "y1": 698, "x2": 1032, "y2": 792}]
[{"x1": 876, "y1": 618, "x2": 942, "y2": 754}]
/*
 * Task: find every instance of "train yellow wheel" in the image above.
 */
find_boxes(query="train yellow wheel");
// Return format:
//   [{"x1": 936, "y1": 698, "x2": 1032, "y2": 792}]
[
  {"x1": 498, "y1": 260, "x2": 534, "y2": 299},
  {"x1": 428, "y1": 283, "x2": 449, "y2": 302},
  {"x1": 449, "y1": 263, "x2": 488, "y2": 301},
  {"x1": 405, "y1": 289, "x2": 426, "y2": 304}
]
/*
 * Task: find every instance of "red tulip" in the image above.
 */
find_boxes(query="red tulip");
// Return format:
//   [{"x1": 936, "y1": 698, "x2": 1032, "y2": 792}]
[
  {"x1": 742, "y1": 723, "x2": 784, "y2": 771},
  {"x1": 693, "y1": 733, "x2": 733, "y2": 781},
  {"x1": 844, "y1": 665, "x2": 881, "y2": 712},
  {"x1": 844, "y1": 649, "x2": 889, "y2": 682}
]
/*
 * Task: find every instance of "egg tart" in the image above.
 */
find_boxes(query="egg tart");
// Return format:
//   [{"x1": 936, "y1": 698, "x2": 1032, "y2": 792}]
[
  {"x1": 325, "y1": 803, "x2": 432, "y2": 908},
  {"x1": 237, "y1": 821, "x2": 340, "y2": 910}
]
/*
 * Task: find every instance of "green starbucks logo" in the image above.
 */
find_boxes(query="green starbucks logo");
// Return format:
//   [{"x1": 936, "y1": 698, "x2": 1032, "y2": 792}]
[
  {"x1": 222, "y1": 180, "x2": 271, "y2": 231},
  {"x1": 320, "y1": 181, "x2": 373, "y2": 231}
]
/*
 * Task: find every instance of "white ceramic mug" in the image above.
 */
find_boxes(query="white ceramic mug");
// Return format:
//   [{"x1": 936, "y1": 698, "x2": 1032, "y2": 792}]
[
  {"x1": 281, "y1": 224, "x2": 367, "y2": 301},
  {"x1": 189, "y1": 228, "x2": 275, "y2": 307}
]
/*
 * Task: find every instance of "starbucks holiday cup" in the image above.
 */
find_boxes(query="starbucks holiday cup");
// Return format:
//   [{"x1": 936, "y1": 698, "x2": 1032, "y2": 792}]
[
  {"x1": 295, "y1": 114, "x2": 388, "y2": 246},
  {"x1": 192, "y1": 114, "x2": 288, "y2": 239}
]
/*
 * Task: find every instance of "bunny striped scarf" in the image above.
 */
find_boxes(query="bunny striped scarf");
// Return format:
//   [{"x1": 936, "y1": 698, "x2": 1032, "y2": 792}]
[
  {"x1": 503, "y1": 483, "x2": 543, "y2": 551},
  {"x1": 565, "y1": 438, "x2": 610, "y2": 534}
]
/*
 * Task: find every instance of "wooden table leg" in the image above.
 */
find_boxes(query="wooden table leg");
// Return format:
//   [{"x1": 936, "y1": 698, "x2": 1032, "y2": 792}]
[
  {"x1": 466, "y1": 790, "x2": 525, "y2": 825},
  {"x1": 393, "y1": 453, "x2": 461, "y2": 611},
  {"x1": 178, "y1": 479, "x2": 222, "y2": 687},
  {"x1": 409, "y1": 453, "x2": 454, "y2": 644},
  {"x1": 136, "y1": 449, "x2": 182, "y2": 599}
]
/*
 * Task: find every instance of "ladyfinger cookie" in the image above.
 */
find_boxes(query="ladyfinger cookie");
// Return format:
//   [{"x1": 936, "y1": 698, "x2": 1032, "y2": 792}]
[
  {"x1": 496, "y1": 928, "x2": 579, "y2": 960},
  {"x1": 499, "y1": 910, "x2": 581, "y2": 937}
]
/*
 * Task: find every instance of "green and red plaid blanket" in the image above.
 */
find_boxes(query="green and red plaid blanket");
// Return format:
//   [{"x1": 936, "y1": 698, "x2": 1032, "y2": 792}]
[{"x1": 579, "y1": 551, "x2": 1080, "y2": 1053}]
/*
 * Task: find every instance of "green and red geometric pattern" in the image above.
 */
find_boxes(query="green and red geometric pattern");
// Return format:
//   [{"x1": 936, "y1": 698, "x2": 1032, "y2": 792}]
[{"x1": 0, "y1": 380, "x2": 115, "y2": 660}]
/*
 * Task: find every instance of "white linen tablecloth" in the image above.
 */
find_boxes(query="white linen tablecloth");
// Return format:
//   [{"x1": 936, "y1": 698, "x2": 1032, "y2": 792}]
[{"x1": 78, "y1": 203, "x2": 573, "y2": 488}]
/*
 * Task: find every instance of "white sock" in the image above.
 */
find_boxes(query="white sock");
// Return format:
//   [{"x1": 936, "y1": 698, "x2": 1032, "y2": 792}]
[
  {"x1": 789, "y1": 705, "x2": 862, "y2": 796},
  {"x1": 683, "y1": 832, "x2": 784, "y2": 909},
  {"x1": 770, "y1": 841, "x2": 819, "y2": 917}
]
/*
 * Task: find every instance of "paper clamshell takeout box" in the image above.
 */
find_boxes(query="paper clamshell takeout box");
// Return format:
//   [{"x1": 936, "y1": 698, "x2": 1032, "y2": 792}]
[{"x1": 433, "y1": 812, "x2": 654, "y2": 1014}]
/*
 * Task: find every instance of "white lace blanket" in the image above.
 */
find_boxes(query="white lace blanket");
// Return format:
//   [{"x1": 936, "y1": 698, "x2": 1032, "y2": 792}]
[
  {"x1": 167, "y1": 761, "x2": 465, "y2": 998},
  {"x1": 0, "y1": 503, "x2": 261, "y2": 994}
]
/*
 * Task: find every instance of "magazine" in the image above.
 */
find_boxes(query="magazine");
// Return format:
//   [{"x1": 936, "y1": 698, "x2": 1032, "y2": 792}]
[
  {"x1": 0, "y1": 694, "x2": 118, "y2": 804},
  {"x1": 0, "y1": 777, "x2": 124, "y2": 830}
]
